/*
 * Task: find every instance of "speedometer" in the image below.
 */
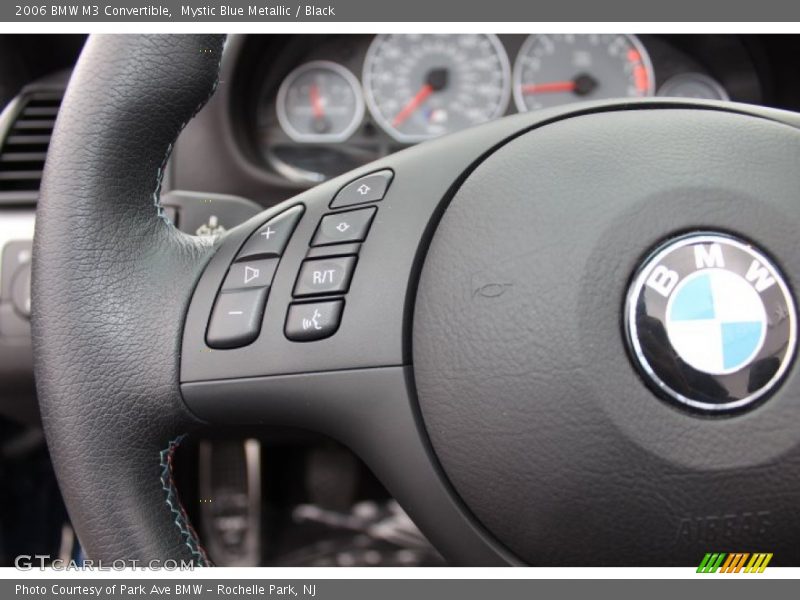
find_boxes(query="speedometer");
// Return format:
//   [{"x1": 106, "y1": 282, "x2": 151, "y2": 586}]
[
  {"x1": 363, "y1": 34, "x2": 511, "y2": 143},
  {"x1": 513, "y1": 34, "x2": 654, "y2": 112}
]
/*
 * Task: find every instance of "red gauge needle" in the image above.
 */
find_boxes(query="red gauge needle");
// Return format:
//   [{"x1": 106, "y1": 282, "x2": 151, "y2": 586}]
[
  {"x1": 309, "y1": 83, "x2": 324, "y2": 119},
  {"x1": 521, "y1": 81, "x2": 577, "y2": 95},
  {"x1": 521, "y1": 74, "x2": 599, "y2": 96},
  {"x1": 392, "y1": 83, "x2": 434, "y2": 128}
]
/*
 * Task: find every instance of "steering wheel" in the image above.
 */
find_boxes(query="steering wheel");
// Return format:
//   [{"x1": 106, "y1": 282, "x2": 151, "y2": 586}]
[{"x1": 33, "y1": 34, "x2": 800, "y2": 566}]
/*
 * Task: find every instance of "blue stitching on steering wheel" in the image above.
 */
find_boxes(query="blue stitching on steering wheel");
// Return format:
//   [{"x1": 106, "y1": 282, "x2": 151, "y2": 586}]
[{"x1": 160, "y1": 435, "x2": 213, "y2": 567}]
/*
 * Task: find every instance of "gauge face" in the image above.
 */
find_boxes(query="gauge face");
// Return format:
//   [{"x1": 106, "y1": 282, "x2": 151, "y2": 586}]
[
  {"x1": 363, "y1": 34, "x2": 511, "y2": 143},
  {"x1": 513, "y1": 34, "x2": 654, "y2": 112},
  {"x1": 276, "y1": 61, "x2": 365, "y2": 143},
  {"x1": 658, "y1": 73, "x2": 729, "y2": 101}
]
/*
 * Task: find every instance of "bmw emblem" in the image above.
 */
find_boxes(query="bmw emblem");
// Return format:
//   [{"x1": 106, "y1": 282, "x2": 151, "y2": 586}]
[{"x1": 625, "y1": 233, "x2": 796, "y2": 412}]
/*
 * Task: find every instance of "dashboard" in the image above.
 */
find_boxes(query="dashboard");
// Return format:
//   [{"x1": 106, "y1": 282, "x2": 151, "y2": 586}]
[{"x1": 242, "y1": 34, "x2": 764, "y2": 186}]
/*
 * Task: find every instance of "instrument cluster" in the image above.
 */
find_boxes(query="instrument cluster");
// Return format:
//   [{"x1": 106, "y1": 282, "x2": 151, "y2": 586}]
[{"x1": 252, "y1": 34, "x2": 762, "y2": 185}]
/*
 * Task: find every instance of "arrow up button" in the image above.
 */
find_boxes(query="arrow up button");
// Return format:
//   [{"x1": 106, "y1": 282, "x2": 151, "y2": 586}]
[{"x1": 330, "y1": 170, "x2": 393, "y2": 208}]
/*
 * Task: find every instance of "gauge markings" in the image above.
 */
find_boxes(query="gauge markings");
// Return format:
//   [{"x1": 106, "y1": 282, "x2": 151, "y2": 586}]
[
  {"x1": 276, "y1": 60, "x2": 364, "y2": 143},
  {"x1": 513, "y1": 34, "x2": 655, "y2": 112},
  {"x1": 363, "y1": 34, "x2": 511, "y2": 143}
]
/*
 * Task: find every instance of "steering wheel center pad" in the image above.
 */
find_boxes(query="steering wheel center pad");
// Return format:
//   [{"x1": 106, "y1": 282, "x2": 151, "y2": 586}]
[{"x1": 414, "y1": 109, "x2": 800, "y2": 565}]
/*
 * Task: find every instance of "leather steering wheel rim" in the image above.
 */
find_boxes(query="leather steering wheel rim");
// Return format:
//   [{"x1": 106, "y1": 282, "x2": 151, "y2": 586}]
[{"x1": 33, "y1": 34, "x2": 225, "y2": 563}]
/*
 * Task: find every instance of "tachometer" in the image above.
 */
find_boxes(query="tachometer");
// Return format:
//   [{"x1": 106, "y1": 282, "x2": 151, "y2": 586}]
[
  {"x1": 363, "y1": 34, "x2": 511, "y2": 143},
  {"x1": 513, "y1": 34, "x2": 654, "y2": 112},
  {"x1": 276, "y1": 60, "x2": 365, "y2": 143}
]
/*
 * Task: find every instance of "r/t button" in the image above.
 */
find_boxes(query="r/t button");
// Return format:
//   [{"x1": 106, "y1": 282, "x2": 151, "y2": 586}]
[{"x1": 293, "y1": 256, "x2": 357, "y2": 297}]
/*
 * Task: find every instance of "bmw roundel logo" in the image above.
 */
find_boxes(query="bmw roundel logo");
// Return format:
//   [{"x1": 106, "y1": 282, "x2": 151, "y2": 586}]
[{"x1": 625, "y1": 233, "x2": 796, "y2": 412}]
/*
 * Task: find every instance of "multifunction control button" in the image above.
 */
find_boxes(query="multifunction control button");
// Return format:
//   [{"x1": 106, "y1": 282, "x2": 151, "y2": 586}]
[
  {"x1": 330, "y1": 170, "x2": 393, "y2": 208},
  {"x1": 222, "y1": 258, "x2": 278, "y2": 291},
  {"x1": 206, "y1": 287, "x2": 269, "y2": 349},
  {"x1": 285, "y1": 300, "x2": 344, "y2": 342},
  {"x1": 236, "y1": 205, "x2": 303, "y2": 260},
  {"x1": 311, "y1": 207, "x2": 376, "y2": 246},
  {"x1": 293, "y1": 256, "x2": 357, "y2": 297},
  {"x1": 207, "y1": 205, "x2": 304, "y2": 349}
]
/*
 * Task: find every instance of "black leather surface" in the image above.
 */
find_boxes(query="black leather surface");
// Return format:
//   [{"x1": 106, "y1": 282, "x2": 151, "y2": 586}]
[
  {"x1": 413, "y1": 109, "x2": 800, "y2": 565},
  {"x1": 32, "y1": 35, "x2": 225, "y2": 561}
]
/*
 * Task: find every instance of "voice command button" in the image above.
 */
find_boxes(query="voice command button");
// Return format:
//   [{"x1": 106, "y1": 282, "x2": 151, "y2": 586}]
[{"x1": 285, "y1": 300, "x2": 344, "y2": 342}]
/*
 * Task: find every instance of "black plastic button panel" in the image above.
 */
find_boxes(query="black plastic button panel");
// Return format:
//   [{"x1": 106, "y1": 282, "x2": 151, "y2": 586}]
[
  {"x1": 206, "y1": 173, "x2": 388, "y2": 345},
  {"x1": 284, "y1": 173, "x2": 390, "y2": 341},
  {"x1": 285, "y1": 299, "x2": 344, "y2": 342},
  {"x1": 206, "y1": 205, "x2": 303, "y2": 349},
  {"x1": 311, "y1": 207, "x2": 376, "y2": 246},
  {"x1": 330, "y1": 170, "x2": 393, "y2": 208}
]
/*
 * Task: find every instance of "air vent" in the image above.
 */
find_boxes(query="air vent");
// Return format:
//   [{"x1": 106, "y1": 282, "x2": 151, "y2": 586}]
[{"x1": 0, "y1": 91, "x2": 63, "y2": 198}]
